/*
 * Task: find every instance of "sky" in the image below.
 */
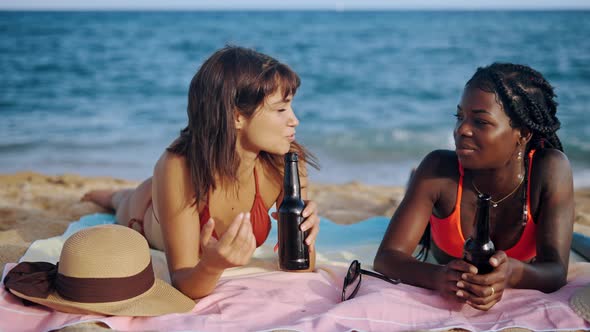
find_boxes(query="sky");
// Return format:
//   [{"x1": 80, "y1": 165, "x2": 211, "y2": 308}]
[{"x1": 1, "y1": 0, "x2": 589, "y2": 10}]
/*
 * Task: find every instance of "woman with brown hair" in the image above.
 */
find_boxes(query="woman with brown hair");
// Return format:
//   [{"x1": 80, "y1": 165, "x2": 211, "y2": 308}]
[{"x1": 83, "y1": 46, "x2": 320, "y2": 299}]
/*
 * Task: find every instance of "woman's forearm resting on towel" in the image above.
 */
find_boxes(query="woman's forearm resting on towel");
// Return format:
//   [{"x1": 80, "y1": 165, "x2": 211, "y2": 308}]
[
  {"x1": 171, "y1": 262, "x2": 224, "y2": 300},
  {"x1": 507, "y1": 258, "x2": 567, "y2": 292},
  {"x1": 374, "y1": 248, "x2": 568, "y2": 294},
  {"x1": 374, "y1": 249, "x2": 444, "y2": 290}
]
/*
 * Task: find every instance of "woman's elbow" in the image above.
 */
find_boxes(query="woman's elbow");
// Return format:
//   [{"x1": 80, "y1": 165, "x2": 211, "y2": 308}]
[
  {"x1": 173, "y1": 280, "x2": 212, "y2": 300},
  {"x1": 539, "y1": 266, "x2": 568, "y2": 293},
  {"x1": 171, "y1": 273, "x2": 213, "y2": 300},
  {"x1": 541, "y1": 274, "x2": 568, "y2": 293},
  {"x1": 373, "y1": 249, "x2": 391, "y2": 275}
]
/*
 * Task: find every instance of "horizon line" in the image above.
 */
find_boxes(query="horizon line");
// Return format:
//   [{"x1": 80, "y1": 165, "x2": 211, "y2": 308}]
[
  {"x1": 0, "y1": 7, "x2": 590, "y2": 12},
  {"x1": 1, "y1": 6, "x2": 590, "y2": 11}
]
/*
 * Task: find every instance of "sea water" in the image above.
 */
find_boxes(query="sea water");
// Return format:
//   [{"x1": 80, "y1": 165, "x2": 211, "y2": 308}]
[{"x1": 1, "y1": 11, "x2": 589, "y2": 186}]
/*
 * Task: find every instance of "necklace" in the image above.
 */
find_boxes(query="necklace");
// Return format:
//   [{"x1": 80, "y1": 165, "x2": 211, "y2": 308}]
[{"x1": 472, "y1": 175, "x2": 525, "y2": 208}]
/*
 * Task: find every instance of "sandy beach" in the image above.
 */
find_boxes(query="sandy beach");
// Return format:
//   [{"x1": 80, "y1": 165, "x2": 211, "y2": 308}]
[{"x1": 2, "y1": 171, "x2": 590, "y2": 273}]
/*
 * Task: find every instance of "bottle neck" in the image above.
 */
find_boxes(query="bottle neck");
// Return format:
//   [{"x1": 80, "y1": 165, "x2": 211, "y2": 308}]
[
  {"x1": 474, "y1": 199, "x2": 491, "y2": 243},
  {"x1": 283, "y1": 161, "x2": 301, "y2": 199}
]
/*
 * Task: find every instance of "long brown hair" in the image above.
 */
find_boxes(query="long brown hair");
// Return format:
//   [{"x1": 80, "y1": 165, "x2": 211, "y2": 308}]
[{"x1": 168, "y1": 46, "x2": 317, "y2": 206}]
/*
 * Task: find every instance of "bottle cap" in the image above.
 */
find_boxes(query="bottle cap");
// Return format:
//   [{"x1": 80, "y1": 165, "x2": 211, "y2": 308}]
[
  {"x1": 478, "y1": 193, "x2": 491, "y2": 201},
  {"x1": 284, "y1": 152, "x2": 298, "y2": 162}
]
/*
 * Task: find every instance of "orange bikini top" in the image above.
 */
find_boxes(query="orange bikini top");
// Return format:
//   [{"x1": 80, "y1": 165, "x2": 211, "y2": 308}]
[
  {"x1": 430, "y1": 150, "x2": 537, "y2": 262},
  {"x1": 199, "y1": 167, "x2": 271, "y2": 247}
]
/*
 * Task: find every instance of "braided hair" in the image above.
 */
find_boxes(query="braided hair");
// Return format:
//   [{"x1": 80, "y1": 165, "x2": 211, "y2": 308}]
[
  {"x1": 467, "y1": 63, "x2": 563, "y2": 226},
  {"x1": 416, "y1": 63, "x2": 563, "y2": 262}
]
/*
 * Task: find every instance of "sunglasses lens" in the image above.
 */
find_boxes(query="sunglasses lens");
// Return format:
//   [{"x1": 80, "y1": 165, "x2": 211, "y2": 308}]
[{"x1": 342, "y1": 261, "x2": 361, "y2": 301}]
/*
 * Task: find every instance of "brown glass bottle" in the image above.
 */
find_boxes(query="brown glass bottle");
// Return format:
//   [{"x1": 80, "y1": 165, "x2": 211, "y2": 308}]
[
  {"x1": 278, "y1": 152, "x2": 309, "y2": 271},
  {"x1": 463, "y1": 193, "x2": 496, "y2": 274}
]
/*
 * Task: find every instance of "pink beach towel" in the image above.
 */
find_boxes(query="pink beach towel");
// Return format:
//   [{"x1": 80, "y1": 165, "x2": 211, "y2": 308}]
[{"x1": 1, "y1": 262, "x2": 590, "y2": 332}]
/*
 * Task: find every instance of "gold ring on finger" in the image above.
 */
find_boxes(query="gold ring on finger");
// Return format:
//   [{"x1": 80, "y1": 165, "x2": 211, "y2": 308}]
[{"x1": 490, "y1": 286, "x2": 495, "y2": 296}]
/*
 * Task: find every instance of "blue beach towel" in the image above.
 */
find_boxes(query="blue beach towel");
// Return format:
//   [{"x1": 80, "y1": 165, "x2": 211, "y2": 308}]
[{"x1": 572, "y1": 232, "x2": 590, "y2": 262}]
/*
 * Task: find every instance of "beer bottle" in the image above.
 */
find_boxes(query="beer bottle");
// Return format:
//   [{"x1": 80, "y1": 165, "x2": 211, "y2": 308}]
[
  {"x1": 278, "y1": 152, "x2": 309, "y2": 271},
  {"x1": 463, "y1": 193, "x2": 496, "y2": 274}
]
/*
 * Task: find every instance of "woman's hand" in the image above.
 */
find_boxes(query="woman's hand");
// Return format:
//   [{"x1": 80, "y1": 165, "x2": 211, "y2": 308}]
[
  {"x1": 434, "y1": 259, "x2": 478, "y2": 302},
  {"x1": 271, "y1": 200, "x2": 320, "y2": 251},
  {"x1": 456, "y1": 251, "x2": 511, "y2": 311},
  {"x1": 300, "y1": 200, "x2": 320, "y2": 251},
  {"x1": 199, "y1": 212, "x2": 257, "y2": 273}
]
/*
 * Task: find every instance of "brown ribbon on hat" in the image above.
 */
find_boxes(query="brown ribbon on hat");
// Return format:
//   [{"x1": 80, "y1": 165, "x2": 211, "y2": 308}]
[{"x1": 4, "y1": 260, "x2": 155, "y2": 303}]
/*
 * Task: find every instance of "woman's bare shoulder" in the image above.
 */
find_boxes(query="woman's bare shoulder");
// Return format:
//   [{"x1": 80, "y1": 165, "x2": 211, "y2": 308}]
[
  {"x1": 417, "y1": 149, "x2": 460, "y2": 179},
  {"x1": 153, "y1": 151, "x2": 195, "y2": 206},
  {"x1": 531, "y1": 148, "x2": 572, "y2": 188},
  {"x1": 532, "y1": 148, "x2": 571, "y2": 169},
  {"x1": 154, "y1": 151, "x2": 188, "y2": 178},
  {"x1": 406, "y1": 149, "x2": 460, "y2": 204}
]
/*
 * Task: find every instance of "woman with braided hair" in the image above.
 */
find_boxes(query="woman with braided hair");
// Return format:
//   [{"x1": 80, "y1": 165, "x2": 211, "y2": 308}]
[{"x1": 374, "y1": 63, "x2": 574, "y2": 311}]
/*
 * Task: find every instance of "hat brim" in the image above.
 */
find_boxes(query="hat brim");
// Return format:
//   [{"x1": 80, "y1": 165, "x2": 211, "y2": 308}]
[
  {"x1": 9, "y1": 278, "x2": 195, "y2": 317},
  {"x1": 571, "y1": 284, "x2": 590, "y2": 322}
]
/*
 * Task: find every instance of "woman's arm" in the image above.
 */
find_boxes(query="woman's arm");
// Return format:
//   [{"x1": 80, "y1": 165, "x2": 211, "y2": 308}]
[
  {"x1": 374, "y1": 151, "x2": 476, "y2": 297},
  {"x1": 508, "y1": 149, "x2": 573, "y2": 291},
  {"x1": 153, "y1": 152, "x2": 256, "y2": 299}
]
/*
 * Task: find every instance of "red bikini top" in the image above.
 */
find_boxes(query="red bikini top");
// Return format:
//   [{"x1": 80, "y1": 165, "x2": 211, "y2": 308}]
[{"x1": 199, "y1": 167, "x2": 271, "y2": 247}]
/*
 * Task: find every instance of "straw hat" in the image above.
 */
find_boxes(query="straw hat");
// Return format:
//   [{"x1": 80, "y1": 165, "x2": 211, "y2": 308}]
[
  {"x1": 571, "y1": 284, "x2": 590, "y2": 322},
  {"x1": 3, "y1": 224, "x2": 195, "y2": 316}
]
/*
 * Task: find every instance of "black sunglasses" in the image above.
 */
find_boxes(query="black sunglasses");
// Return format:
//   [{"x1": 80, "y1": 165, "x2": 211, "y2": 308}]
[{"x1": 341, "y1": 260, "x2": 400, "y2": 301}]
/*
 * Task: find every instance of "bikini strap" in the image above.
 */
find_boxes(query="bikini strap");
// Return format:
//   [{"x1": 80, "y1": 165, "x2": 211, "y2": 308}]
[
  {"x1": 526, "y1": 149, "x2": 536, "y2": 220},
  {"x1": 456, "y1": 157, "x2": 464, "y2": 210},
  {"x1": 128, "y1": 218, "x2": 145, "y2": 236},
  {"x1": 253, "y1": 167, "x2": 261, "y2": 196},
  {"x1": 197, "y1": 190, "x2": 211, "y2": 229}
]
